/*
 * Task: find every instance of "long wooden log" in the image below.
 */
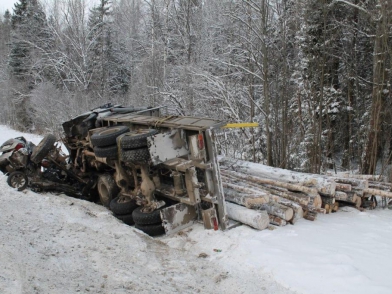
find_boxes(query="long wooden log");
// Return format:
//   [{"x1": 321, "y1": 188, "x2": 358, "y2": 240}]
[
  {"x1": 301, "y1": 205, "x2": 325, "y2": 214},
  {"x1": 222, "y1": 182, "x2": 269, "y2": 196},
  {"x1": 221, "y1": 170, "x2": 322, "y2": 208},
  {"x1": 369, "y1": 180, "x2": 392, "y2": 186},
  {"x1": 368, "y1": 182, "x2": 392, "y2": 190},
  {"x1": 335, "y1": 183, "x2": 352, "y2": 192},
  {"x1": 222, "y1": 169, "x2": 318, "y2": 195},
  {"x1": 270, "y1": 196, "x2": 303, "y2": 223},
  {"x1": 335, "y1": 191, "x2": 359, "y2": 203},
  {"x1": 363, "y1": 188, "x2": 392, "y2": 198},
  {"x1": 333, "y1": 178, "x2": 368, "y2": 194},
  {"x1": 257, "y1": 185, "x2": 311, "y2": 206},
  {"x1": 225, "y1": 202, "x2": 270, "y2": 230},
  {"x1": 220, "y1": 157, "x2": 337, "y2": 196},
  {"x1": 223, "y1": 180, "x2": 303, "y2": 223},
  {"x1": 224, "y1": 174, "x2": 311, "y2": 207},
  {"x1": 224, "y1": 188, "x2": 270, "y2": 207},
  {"x1": 335, "y1": 173, "x2": 386, "y2": 182},
  {"x1": 248, "y1": 201, "x2": 294, "y2": 221}
]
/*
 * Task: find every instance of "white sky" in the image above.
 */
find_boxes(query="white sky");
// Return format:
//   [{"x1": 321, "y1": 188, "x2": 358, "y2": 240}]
[
  {"x1": 0, "y1": 0, "x2": 16, "y2": 13},
  {"x1": 0, "y1": 0, "x2": 102, "y2": 16}
]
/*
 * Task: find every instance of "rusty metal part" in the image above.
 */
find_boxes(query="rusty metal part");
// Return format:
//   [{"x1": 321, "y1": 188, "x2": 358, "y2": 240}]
[
  {"x1": 161, "y1": 203, "x2": 197, "y2": 234},
  {"x1": 140, "y1": 165, "x2": 156, "y2": 206},
  {"x1": 202, "y1": 207, "x2": 218, "y2": 230},
  {"x1": 113, "y1": 160, "x2": 135, "y2": 193},
  {"x1": 148, "y1": 129, "x2": 189, "y2": 166},
  {"x1": 48, "y1": 157, "x2": 87, "y2": 184},
  {"x1": 172, "y1": 171, "x2": 185, "y2": 196},
  {"x1": 185, "y1": 167, "x2": 201, "y2": 203}
]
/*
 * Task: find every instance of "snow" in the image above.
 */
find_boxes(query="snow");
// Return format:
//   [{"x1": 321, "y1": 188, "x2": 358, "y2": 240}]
[{"x1": 1, "y1": 125, "x2": 392, "y2": 293}]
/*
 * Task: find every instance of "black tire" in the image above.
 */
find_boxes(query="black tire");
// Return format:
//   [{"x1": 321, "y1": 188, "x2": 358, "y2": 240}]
[
  {"x1": 117, "y1": 129, "x2": 159, "y2": 150},
  {"x1": 30, "y1": 134, "x2": 56, "y2": 164},
  {"x1": 114, "y1": 213, "x2": 135, "y2": 226},
  {"x1": 110, "y1": 196, "x2": 138, "y2": 215},
  {"x1": 97, "y1": 174, "x2": 119, "y2": 207},
  {"x1": 135, "y1": 223, "x2": 165, "y2": 237},
  {"x1": 91, "y1": 126, "x2": 129, "y2": 147},
  {"x1": 7, "y1": 171, "x2": 28, "y2": 191},
  {"x1": 119, "y1": 147, "x2": 150, "y2": 163},
  {"x1": 132, "y1": 206, "x2": 162, "y2": 225},
  {"x1": 94, "y1": 145, "x2": 118, "y2": 158}
]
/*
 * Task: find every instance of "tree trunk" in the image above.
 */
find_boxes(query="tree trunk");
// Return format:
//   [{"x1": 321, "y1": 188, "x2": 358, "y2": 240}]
[{"x1": 225, "y1": 202, "x2": 270, "y2": 230}]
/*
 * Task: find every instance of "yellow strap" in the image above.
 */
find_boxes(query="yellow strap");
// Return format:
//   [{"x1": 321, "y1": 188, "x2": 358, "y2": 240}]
[{"x1": 222, "y1": 122, "x2": 259, "y2": 128}]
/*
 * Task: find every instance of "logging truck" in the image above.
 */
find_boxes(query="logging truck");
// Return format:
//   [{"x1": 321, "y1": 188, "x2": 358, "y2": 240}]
[{"x1": 1, "y1": 103, "x2": 229, "y2": 236}]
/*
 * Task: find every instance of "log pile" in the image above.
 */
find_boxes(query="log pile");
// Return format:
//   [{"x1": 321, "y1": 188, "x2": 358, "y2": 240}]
[{"x1": 219, "y1": 157, "x2": 392, "y2": 229}]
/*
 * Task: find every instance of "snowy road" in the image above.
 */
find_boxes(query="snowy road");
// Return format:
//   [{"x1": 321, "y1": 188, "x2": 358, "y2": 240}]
[{"x1": 1, "y1": 125, "x2": 392, "y2": 294}]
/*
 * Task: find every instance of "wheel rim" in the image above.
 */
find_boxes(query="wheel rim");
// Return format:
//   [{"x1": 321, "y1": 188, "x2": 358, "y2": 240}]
[{"x1": 10, "y1": 173, "x2": 26, "y2": 189}]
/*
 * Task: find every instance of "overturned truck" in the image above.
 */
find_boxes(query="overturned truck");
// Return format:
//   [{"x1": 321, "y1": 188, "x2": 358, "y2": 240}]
[{"x1": 4, "y1": 104, "x2": 229, "y2": 236}]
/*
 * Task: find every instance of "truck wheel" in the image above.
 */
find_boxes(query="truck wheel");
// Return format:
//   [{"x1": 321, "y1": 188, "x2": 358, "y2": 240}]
[
  {"x1": 30, "y1": 134, "x2": 56, "y2": 164},
  {"x1": 132, "y1": 207, "x2": 162, "y2": 225},
  {"x1": 91, "y1": 126, "x2": 129, "y2": 147},
  {"x1": 117, "y1": 129, "x2": 159, "y2": 150},
  {"x1": 94, "y1": 145, "x2": 118, "y2": 158},
  {"x1": 135, "y1": 223, "x2": 165, "y2": 237},
  {"x1": 119, "y1": 147, "x2": 150, "y2": 163},
  {"x1": 110, "y1": 196, "x2": 138, "y2": 215},
  {"x1": 114, "y1": 213, "x2": 135, "y2": 226},
  {"x1": 97, "y1": 174, "x2": 119, "y2": 207},
  {"x1": 7, "y1": 171, "x2": 28, "y2": 191}
]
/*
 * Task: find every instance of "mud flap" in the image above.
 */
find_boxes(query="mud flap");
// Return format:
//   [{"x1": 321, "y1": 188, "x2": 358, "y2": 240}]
[{"x1": 161, "y1": 203, "x2": 197, "y2": 235}]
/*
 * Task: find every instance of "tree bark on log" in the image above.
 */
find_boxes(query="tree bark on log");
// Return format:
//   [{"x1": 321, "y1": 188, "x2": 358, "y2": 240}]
[
  {"x1": 256, "y1": 185, "x2": 311, "y2": 206},
  {"x1": 221, "y1": 170, "x2": 322, "y2": 208},
  {"x1": 220, "y1": 157, "x2": 337, "y2": 196},
  {"x1": 222, "y1": 182, "x2": 269, "y2": 197},
  {"x1": 364, "y1": 188, "x2": 392, "y2": 198},
  {"x1": 269, "y1": 215, "x2": 287, "y2": 226},
  {"x1": 270, "y1": 196, "x2": 303, "y2": 223},
  {"x1": 321, "y1": 195, "x2": 335, "y2": 205},
  {"x1": 335, "y1": 173, "x2": 386, "y2": 182},
  {"x1": 333, "y1": 178, "x2": 368, "y2": 192},
  {"x1": 224, "y1": 188, "x2": 270, "y2": 207},
  {"x1": 224, "y1": 174, "x2": 311, "y2": 206},
  {"x1": 225, "y1": 202, "x2": 270, "y2": 230},
  {"x1": 368, "y1": 182, "x2": 392, "y2": 190},
  {"x1": 248, "y1": 201, "x2": 294, "y2": 221},
  {"x1": 335, "y1": 183, "x2": 352, "y2": 192},
  {"x1": 335, "y1": 191, "x2": 360, "y2": 204},
  {"x1": 303, "y1": 211, "x2": 317, "y2": 221}
]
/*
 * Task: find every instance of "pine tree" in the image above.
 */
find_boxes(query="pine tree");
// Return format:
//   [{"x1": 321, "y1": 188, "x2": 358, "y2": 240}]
[
  {"x1": 87, "y1": 0, "x2": 111, "y2": 96},
  {"x1": 8, "y1": 0, "x2": 53, "y2": 130}
]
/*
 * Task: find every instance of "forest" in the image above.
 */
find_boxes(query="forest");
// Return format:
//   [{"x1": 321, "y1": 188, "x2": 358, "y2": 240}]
[{"x1": 0, "y1": 0, "x2": 391, "y2": 175}]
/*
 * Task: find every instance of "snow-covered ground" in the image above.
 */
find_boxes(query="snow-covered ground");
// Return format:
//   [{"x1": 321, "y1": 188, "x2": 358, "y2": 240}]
[{"x1": 1, "y1": 125, "x2": 392, "y2": 294}]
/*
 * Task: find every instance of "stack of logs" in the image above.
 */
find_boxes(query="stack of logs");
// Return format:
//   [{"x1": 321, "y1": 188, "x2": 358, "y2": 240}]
[{"x1": 219, "y1": 157, "x2": 392, "y2": 230}]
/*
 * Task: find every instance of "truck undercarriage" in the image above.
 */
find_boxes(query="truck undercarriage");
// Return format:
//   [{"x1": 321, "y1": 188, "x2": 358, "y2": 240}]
[{"x1": 1, "y1": 104, "x2": 229, "y2": 236}]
